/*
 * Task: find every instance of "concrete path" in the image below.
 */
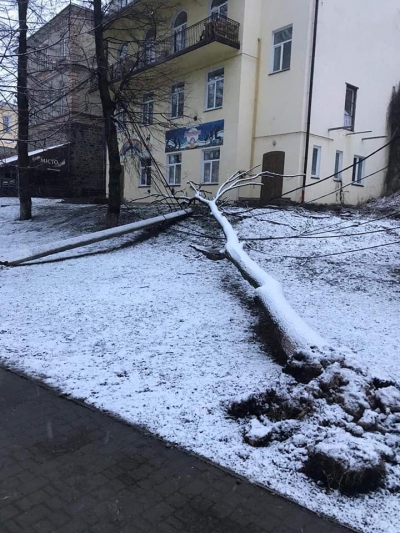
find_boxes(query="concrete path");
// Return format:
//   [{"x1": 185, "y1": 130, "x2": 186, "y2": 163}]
[{"x1": 0, "y1": 368, "x2": 353, "y2": 533}]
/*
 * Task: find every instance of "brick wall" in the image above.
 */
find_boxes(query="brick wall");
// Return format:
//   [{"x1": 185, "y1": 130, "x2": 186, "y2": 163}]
[{"x1": 29, "y1": 115, "x2": 106, "y2": 197}]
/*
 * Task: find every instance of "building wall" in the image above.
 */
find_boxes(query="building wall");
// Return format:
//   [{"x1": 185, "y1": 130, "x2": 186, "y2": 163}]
[
  {"x1": 0, "y1": 105, "x2": 18, "y2": 159},
  {"x1": 113, "y1": 0, "x2": 246, "y2": 202},
  {"x1": 302, "y1": 0, "x2": 400, "y2": 205},
  {"x1": 29, "y1": 116, "x2": 105, "y2": 197},
  {"x1": 27, "y1": 5, "x2": 98, "y2": 122},
  {"x1": 108, "y1": 0, "x2": 399, "y2": 206},
  {"x1": 26, "y1": 5, "x2": 105, "y2": 197}
]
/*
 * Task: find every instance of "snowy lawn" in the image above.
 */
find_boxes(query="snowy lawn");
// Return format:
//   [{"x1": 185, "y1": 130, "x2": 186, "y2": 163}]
[{"x1": 1, "y1": 198, "x2": 399, "y2": 533}]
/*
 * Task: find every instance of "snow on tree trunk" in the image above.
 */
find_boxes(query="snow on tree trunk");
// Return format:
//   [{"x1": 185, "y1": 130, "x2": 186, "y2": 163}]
[{"x1": 188, "y1": 175, "x2": 400, "y2": 494}]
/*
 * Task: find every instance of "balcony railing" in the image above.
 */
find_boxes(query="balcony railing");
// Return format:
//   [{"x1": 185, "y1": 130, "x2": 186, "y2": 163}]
[{"x1": 91, "y1": 15, "x2": 240, "y2": 90}]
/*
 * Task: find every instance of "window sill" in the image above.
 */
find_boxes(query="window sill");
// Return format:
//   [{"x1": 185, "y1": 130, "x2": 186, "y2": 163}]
[
  {"x1": 204, "y1": 106, "x2": 223, "y2": 112},
  {"x1": 269, "y1": 68, "x2": 291, "y2": 76},
  {"x1": 310, "y1": 176, "x2": 320, "y2": 180},
  {"x1": 138, "y1": 185, "x2": 151, "y2": 188},
  {"x1": 168, "y1": 183, "x2": 181, "y2": 187},
  {"x1": 333, "y1": 177, "x2": 342, "y2": 182},
  {"x1": 351, "y1": 182, "x2": 364, "y2": 187},
  {"x1": 201, "y1": 182, "x2": 219, "y2": 186}
]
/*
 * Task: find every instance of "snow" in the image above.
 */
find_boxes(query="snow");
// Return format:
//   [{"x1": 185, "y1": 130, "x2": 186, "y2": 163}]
[
  {"x1": 376, "y1": 387, "x2": 400, "y2": 413},
  {"x1": 1, "y1": 198, "x2": 400, "y2": 533},
  {"x1": 1, "y1": 208, "x2": 191, "y2": 266},
  {"x1": 311, "y1": 430, "x2": 391, "y2": 471}
]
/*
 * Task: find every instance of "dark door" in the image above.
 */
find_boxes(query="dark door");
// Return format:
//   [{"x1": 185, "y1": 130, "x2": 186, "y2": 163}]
[{"x1": 260, "y1": 151, "x2": 285, "y2": 203}]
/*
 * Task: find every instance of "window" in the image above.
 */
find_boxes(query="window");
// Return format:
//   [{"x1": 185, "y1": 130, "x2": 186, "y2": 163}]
[
  {"x1": 142, "y1": 92, "x2": 154, "y2": 125},
  {"x1": 140, "y1": 158, "x2": 152, "y2": 186},
  {"x1": 36, "y1": 47, "x2": 48, "y2": 71},
  {"x1": 144, "y1": 28, "x2": 156, "y2": 64},
  {"x1": 173, "y1": 11, "x2": 187, "y2": 52},
  {"x1": 344, "y1": 84, "x2": 357, "y2": 129},
  {"x1": 170, "y1": 82, "x2": 184, "y2": 118},
  {"x1": 352, "y1": 156, "x2": 364, "y2": 185},
  {"x1": 60, "y1": 38, "x2": 67, "y2": 58},
  {"x1": 202, "y1": 149, "x2": 220, "y2": 184},
  {"x1": 119, "y1": 43, "x2": 128, "y2": 61},
  {"x1": 211, "y1": 0, "x2": 228, "y2": 19},
  {"x1": 53, "y1": 80, "x2": 66, "y2": 115},
  {"x1": 272, "y1": 25, "x2": 292, "y2": 73},
  {"x1": 2, "y1": 115, "x2": 11, "y2": 133},
  {"x1": 334, "y1": 150, "x2": 343, "y2": 181},
  {"x1": 311, "y1": 145, "x2": 321, "y2": 178},
  {"x1": 206, "y1": 68, "x2": 224, "y2": 110},
  {"x1": 167, "y1": 153, "x2": 182, "y2": 185}
]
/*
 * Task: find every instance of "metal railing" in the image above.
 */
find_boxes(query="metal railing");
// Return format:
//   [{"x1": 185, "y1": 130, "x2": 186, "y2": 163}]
[{"x1": 91, "y1": 15, "x2": 240, "y2": 89}]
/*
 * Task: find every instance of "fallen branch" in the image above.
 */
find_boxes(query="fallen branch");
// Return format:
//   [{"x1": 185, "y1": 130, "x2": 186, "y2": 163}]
[
  {"x1": 1, "y1": 209, "x2": 192, "y2": 266},
  {"x1": 181, "y1": 173, "x2": 400, "y2": 494}
]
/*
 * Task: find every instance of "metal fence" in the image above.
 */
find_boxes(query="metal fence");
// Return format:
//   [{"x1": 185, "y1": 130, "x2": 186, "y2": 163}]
[{"x1": 91, "y1": 15, "x2": 240, "y2": 89}]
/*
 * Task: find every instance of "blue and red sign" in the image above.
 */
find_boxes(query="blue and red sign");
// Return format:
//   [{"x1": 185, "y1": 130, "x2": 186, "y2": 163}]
[{"x1": 165, "y1": 120, "x2": 224, "y2": 153}]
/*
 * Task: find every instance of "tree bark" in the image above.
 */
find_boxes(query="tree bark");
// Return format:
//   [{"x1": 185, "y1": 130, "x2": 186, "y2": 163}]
[
  {"x1": 93, "y1": 0, "x2": 122, "y2": 228},
  {"x1": 2, "y1": 209, "x2": 192, "y2": 266},
  {"x1": 17, "y1": 0, "x2": 31, "y2": 220}
]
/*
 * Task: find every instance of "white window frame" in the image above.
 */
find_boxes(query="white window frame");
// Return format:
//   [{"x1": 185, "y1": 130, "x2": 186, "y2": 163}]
[
  {"x1": 202, "y1": 148, "x2": 220, "y2": 184},
  {"x1": 211, "y1": 0, "x2": 228, "y2": 18},
  {"x1": 344, "y1": 84, "x2": 358, "y2": 130},
  {"x1": 119, "y1": 43, "x2": 128, "y2": 61},
  {"x1": 144, "y1": 29, "x2": 156, "y2": 64},
  {"x1": 173, "y1": 12, "x2": 187, "y2": 52},
  {"x1": 271, "y1": 25, "x2": 293, "y2": 73},
  {"x1": 352, "y1": 155, "x2": 364, "y2": 185},
  {"x1": 205, "y1": 67, "x2": 224, "y2": 110},
  {"x1": 142, "y1": 92, "x2": 154, "y2": 125},
  {"x1": 2, "y1": 115, "x2": 11, "y2": 133},
  {"x1": 139, "y1": 157, "x2": 152, "y2": 187},
  {"x1": 311, "y1": 145, "x2": 321, "y2": 179},
  {"x1": 334, "y1": 150, "x2": 343, "y2": 181},
  {"x1": 170, "y1": 82, "x2": 184, "y2": 119},
  {"x1": 167, "y1": 153, "x2": 182, "y2": 186}
]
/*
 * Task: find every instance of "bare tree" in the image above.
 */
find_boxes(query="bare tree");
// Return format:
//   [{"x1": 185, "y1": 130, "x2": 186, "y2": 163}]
[
  {"x1": 17, "y1": 0, "x2": 31, "y2": 219},
  {"x1": 92, "y1": 0, "x2": 122, "y2": 228},
  {"x1": 84, "y1": 0, "x2": 188, "y2": 226}
]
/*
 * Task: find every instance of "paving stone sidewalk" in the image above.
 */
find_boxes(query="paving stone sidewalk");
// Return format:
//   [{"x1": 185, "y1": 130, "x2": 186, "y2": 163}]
[{"x1": 0, "y1": 367, "x2": 354, "y2": 533}]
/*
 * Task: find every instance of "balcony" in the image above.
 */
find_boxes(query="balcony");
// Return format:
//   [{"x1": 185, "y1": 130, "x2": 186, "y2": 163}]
[{"x1": 91, "y1": 15, "x2": 240, "y2": 90}]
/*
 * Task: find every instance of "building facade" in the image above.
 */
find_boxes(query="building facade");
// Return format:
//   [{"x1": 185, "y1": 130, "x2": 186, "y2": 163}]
[
  {"x1": 26, "y1": 4, "x2": 105, "y2": 198},
  {"x1": 0, "y1": 103, "x2": 17, "y2": 159},
  {"x1": 103, "y1": 0, "x2": 400, "y2": 206}
]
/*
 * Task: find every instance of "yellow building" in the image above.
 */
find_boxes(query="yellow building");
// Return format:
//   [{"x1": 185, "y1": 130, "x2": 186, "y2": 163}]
[
  {"x1": 0, "y1": 103, "x2": 17, "y2": 159},
  {"x1": 104, "y1": 0, "x2": 400, "y2": 206}
]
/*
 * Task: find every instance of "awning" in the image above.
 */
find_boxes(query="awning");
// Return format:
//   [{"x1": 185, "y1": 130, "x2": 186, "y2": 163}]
[{"x1": 0, "y1": 143, "x2": 70, "y2": 168}]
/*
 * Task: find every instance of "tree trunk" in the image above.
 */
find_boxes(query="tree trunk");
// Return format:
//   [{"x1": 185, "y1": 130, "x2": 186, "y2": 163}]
[
  {"x1": 93, "y1": 0, "x2": 122, "y2": 228},
  {"x1": 17, "y1": 0, "x2": 31, "y2": 220}
]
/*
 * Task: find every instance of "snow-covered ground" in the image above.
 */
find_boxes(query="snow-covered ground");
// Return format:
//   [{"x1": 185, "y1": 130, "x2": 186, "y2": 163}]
[{"x1": 1, "y1": 198, "x2": 399, "y2": 533}]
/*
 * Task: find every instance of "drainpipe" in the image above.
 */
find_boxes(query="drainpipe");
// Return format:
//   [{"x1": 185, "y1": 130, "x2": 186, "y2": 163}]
[{"x1": 301, "y1": 0, "x2": 320, "y2": 203}]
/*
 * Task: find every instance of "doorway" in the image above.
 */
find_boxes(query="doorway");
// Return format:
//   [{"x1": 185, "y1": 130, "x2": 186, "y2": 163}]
[{"x1": 260, "y1": 151, "x2": 285, "y2": 204}]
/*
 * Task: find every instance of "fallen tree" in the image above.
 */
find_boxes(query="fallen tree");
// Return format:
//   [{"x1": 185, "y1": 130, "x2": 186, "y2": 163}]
[
  {"x1": 183, "y1": 172, "x2": 400, "y2": 494},
  {"x1": 0, "y1": 209, "x2": 192, "y2": 266}
]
